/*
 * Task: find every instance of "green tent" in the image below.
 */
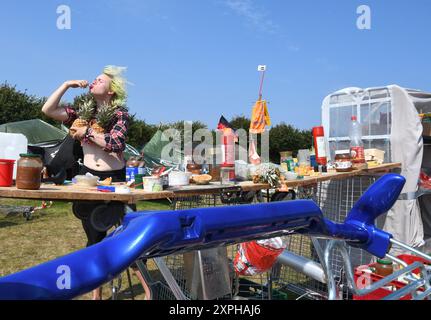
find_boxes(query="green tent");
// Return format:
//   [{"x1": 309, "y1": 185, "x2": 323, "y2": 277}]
[
  {"x1": 143, "y1": 130, "x2": 182, "y2": 164},
  {"x1": 0, "y1": 119, "x2": 140, "y2": 159},
  {"x1": 140, "y1": 130, "x2": 182, "y2": 174},
  {"x1": 0, "y1": 119, "x2": 66, "y2": 145}
]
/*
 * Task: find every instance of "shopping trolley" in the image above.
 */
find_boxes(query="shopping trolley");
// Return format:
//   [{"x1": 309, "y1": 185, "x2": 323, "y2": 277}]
[{"x1": 0, "y1": 173, "x2": 430, "y2": 300}]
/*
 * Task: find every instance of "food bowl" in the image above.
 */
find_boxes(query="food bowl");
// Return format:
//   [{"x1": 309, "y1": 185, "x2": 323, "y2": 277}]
[
  {"x1": 192, "y1": 174, "x2": 212, "y2": 185},
  {"x1": 73, "y1": 175, "x2": 100, "y2": 187}
]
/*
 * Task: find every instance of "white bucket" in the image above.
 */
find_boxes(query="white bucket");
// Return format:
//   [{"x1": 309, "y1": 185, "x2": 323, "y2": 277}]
[{"x1": 168, "y1": 171, "x2": 192, "y2": 187}]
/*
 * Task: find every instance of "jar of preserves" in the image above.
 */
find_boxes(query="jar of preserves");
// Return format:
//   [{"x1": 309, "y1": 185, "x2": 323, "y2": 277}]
[
  {"x1": 16, "y1": 154, "x2": 43, "y2": 190},
  {"x1": 334, "y1": 150, "x2": 352, "y2": 172},
  {"x1": 374, "y1": 259, "x2": 394, "y2": 277}
]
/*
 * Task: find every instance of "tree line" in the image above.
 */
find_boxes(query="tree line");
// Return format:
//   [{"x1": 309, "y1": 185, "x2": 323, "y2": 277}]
[{"x1": 0, "y1": 82, "x2": 312, "y2": 163}]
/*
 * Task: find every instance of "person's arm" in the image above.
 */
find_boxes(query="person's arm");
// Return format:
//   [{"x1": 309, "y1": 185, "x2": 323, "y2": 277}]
[
  {"x1": 42, "y1": 80, "x2": 88, "y2": 122},
  {"x1": 82, "y1": 111, "x2": 129, "y2": 153}
]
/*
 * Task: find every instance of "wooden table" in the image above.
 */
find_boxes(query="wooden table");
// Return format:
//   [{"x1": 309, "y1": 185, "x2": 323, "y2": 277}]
[
  {"x1": 278, "y1": 162, "x2": 401, "y2": 190},
  {"x1": 0, "y1": 163, "x2": 401, "y2": 204}
]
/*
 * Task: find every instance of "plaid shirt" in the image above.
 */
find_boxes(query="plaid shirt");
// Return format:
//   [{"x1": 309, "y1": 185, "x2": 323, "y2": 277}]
[{"x1": 64, "y1": 105, "x2": 129, "y2": 154}]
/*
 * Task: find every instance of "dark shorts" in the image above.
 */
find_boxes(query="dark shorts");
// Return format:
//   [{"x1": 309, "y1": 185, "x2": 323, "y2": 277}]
[
  {"x1": 79, "y1": 165, "x2": 126, "y2": 182},
  {"x1": 72, "y1": 165, "x2": 127, "y2": 247}
]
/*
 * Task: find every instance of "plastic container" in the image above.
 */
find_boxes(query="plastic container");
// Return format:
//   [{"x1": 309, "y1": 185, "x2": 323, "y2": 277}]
[
  {"x1": 297, "y1": 149, "x2": 310, "y2": 166},
  {"x1": 235, "y1": 160, "x2": 249, "y2": 181},
  {"x1": 0, "y1": 133, "x2": 28, "y2": 179},
  {"x1": 168, "y1": 171, "x2": 192, "y2": 187},
  {"x1": 143, "y1": 176, "x2": 163, "y2": 192},
  {"x1": 73, "y1": 175, "x2": 100, "y2": 187},
  {"x1": 0, "y1": 159, "x2": 15, "y2": 187},
  {"x1": 16, "y1": 154, "x2": 43, "y2": 190},
  {"x1": 349, "y1": 116, "x2": 365, "y2": 164}
]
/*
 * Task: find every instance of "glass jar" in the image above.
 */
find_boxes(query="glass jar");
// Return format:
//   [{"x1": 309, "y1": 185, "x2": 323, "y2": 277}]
[
  {"x1": 374, "y1": 259, "x2": 394, "y2": 277},
  {"x1": 334, "y1": 150, "x2": 352, "y2": 172},
  {"x1": 16, "y1": 154, "x2": 43, "y2": 190}
]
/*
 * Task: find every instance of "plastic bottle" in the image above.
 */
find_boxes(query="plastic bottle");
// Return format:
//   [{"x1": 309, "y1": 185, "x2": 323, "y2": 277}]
[
  {"x1": 312, "y1": 126, "x2": 327, "y2": 165},
  {"x1": 349, "y1": 116, "x2": 365, "y2": 164}
]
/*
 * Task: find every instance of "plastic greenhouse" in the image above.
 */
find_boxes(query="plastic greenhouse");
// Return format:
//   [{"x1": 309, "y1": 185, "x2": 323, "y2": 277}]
[{"x1": 321, "y1": 85, "x2": 431, "y2": 254}]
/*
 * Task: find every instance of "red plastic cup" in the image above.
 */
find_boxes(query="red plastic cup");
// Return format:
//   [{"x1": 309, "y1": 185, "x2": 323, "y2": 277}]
[{"x1": 0, "y1": 159, "x2": 15, "y2": 187}]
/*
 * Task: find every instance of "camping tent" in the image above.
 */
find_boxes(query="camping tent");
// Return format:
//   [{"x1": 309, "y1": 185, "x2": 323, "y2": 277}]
[
  {"x1": 0, "y1": 119, "x2": 66, "y2": 145},
  {"x1": 0, "y1": 119, "x2": 140, "y2": 159}
]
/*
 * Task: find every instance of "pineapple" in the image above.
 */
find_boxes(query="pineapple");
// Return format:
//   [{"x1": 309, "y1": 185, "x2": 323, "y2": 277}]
[
  {"x1": 69, "y1": 98, "x2": 95, "y2": 136},
  {"x1": 91, "y1": 103, "x2": 118, "y2": 134}
]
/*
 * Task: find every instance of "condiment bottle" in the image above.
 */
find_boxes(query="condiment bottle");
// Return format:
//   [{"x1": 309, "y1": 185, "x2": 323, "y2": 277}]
[
  {"x1": 349, "y1": 116, "x2": 365, "y2": 164},
  {"x1": 334, "y1": 150, "x2": 352, "y2": 172}
]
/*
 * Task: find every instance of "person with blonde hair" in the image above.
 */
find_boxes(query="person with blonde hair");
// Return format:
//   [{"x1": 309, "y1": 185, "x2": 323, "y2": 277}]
[{"x1": 42, "y1": 65, "x2": 131, "y2": 300}]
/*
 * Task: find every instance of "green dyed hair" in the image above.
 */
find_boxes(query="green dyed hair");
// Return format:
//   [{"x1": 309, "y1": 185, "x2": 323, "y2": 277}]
[{"x1": 103, "y1": 65, "x2": 128, "y2": 108}]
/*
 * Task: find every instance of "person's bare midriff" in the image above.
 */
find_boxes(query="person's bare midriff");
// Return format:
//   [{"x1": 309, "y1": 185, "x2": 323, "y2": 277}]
[{"x1": 83, "y1": 143, "x2": 125, "y2": 172}]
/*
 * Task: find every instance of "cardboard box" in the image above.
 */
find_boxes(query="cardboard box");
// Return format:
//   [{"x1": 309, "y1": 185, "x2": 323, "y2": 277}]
[
  {"x1": 365, "y1": 149, "x2": 385, "y2": 164},
  {"x1": 423, "y1": 121, "x2": 431, "y2": 137}
]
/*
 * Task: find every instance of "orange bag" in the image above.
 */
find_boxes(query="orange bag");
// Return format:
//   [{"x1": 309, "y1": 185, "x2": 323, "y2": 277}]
[
  {"x1": 250, "y1": 100, "x2": 271, "y2": 134},
  {"x1": 234, "y1": 237, "x2": 285, "y2": 276}
]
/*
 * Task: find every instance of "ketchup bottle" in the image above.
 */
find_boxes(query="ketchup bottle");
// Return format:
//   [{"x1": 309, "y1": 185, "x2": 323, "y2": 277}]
[{"x1": 312, "y1": 126, "x2": 327, "y2": 166}]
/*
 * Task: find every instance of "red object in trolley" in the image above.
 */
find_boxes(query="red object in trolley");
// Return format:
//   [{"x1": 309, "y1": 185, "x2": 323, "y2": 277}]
[
  {"x1": 353, "y1": 254, "x2": 430, "y2": 300},
  {"x1": 312, "y1": 126, "x2": 327, "y2": 166}
]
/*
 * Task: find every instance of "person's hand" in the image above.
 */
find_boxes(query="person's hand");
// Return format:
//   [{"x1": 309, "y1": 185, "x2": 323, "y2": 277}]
[
  {"x1": 64, "y1": 80, "x2": 88, "y2": 89},
  {"x1": 70, "y1": 125, "x2": 88, "y2": 141}
]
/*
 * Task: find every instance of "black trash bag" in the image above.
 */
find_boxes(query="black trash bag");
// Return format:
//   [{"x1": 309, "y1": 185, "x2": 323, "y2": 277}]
[{"x1": 28, "y1": 135, "x2": 83, "y2": 184}]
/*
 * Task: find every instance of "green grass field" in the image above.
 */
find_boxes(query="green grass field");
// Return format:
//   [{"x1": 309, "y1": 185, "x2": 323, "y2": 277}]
[{"x1": 0, "y1": 198, "x2": 170, "y2": 300}]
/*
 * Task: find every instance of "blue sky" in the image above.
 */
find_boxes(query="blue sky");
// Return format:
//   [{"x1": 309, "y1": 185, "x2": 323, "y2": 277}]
[{"x1": 1, "y1": 0, "x2": 430, "y2": 130}]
